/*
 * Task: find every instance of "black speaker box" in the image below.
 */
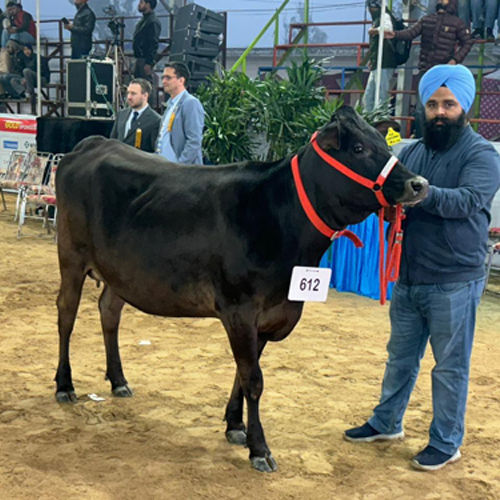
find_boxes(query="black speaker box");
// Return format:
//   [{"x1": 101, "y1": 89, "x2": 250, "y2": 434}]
[
  {"x1": 169, "y1": 53, "x2": 216, "y2": 81},
  {"x1": 66, "y1": 59, "x2": 115, "y2": 120},
  {"x1": 174, "y1": 3, "x2": 224, "y2": 34},
  {"x1": 170, "y1": 28, "x2": 221, "y2": 59}
]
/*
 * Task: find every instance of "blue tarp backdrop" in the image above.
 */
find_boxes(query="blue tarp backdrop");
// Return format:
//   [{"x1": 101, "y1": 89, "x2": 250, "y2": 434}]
[{"x1": 319, "y1": 213, "x2": 394, "y2": 301}]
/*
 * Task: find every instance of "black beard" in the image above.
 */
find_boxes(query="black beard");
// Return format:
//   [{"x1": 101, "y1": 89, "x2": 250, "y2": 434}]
[{"x1": 423, "y1": 112, "x2": 466, "y2": 151}]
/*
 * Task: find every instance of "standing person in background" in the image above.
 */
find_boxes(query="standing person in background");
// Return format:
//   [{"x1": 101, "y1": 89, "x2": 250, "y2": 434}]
[
  {"x1": 132, "y1": 0, "x2": 161, "y2": 84},
  {"x1": 110, "y1": 78, "x2": 161, "y2": 153},
  {"x1": 471, "y1": 0, "x2": 497, "y2": 39},
  {"x1": 156, "y1": 62, "x2": 205, "y2": 165},
  {"x1": 363, "y1": 0, "x2": 398, "y2": 112},
  {"x1": 63, "y1": 0, "x2": 96, "y2": 59},
  {"x1": 385, "y1": 0, "x2": 472, "y2": 136},
  {"x1": 386, "y1": 0, "x2": 472, "y2": 75},
  {"x1": 1, "y1": 2, "x2": 35, "y2": 48},
  {"x1": 344, "y1": 64, "x2": 500, "y2": 472},
  {"x1": 426, "y1": 0, "x2": 471, "y2": 29}
]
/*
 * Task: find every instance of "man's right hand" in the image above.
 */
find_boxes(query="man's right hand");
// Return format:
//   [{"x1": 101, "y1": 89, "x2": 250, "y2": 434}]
[{"x1": 384, "y1": 31, "x2": 395, "y2": 39}]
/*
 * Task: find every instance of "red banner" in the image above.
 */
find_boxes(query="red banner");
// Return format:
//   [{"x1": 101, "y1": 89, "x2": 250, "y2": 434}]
[{"x1": 0, "y1": 117, "x2": 37, "y2": 134}]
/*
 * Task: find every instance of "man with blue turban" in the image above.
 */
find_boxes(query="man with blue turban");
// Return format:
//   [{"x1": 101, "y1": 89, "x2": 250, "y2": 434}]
[{"x1": 344, "y1": 64, "x2": 500, "y2": 471}]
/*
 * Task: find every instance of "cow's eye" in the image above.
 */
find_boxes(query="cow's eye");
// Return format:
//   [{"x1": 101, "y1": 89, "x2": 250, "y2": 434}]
[{"x1": 353, "y1": 144, "x2": 363, "y2": 154}]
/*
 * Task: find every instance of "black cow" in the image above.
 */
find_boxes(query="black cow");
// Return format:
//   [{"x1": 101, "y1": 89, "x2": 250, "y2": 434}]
[{"x1": 55, "y1": 105, "x2": 428, "y2": 472}]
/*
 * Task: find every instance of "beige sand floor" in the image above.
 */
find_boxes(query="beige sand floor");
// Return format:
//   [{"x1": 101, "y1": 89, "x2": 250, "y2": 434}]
[{"x1": 1, "y1": 194, "x2": 499, "y2": 499}]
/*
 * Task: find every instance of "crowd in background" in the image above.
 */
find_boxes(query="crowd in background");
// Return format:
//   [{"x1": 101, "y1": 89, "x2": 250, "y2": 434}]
[
  {"x1": 0, "y1": 0, "x2": 162, "y2": 102},
  {"x1": 0, "y1": 0, "x2": 498, "y2": 140},
  {"x1": 363, "y1": 0, "x2": 500, "y2": 136}
]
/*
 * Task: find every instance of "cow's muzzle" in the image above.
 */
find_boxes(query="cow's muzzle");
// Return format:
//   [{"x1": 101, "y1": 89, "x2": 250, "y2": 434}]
[{"x1": 399, "y1": 176, "x2": 429, "y2": 205}]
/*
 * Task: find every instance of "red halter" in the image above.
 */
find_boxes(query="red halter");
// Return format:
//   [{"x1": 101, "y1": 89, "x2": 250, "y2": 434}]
[{"x1": 291, "y1": 131, "x2": 404, "y2": 304}]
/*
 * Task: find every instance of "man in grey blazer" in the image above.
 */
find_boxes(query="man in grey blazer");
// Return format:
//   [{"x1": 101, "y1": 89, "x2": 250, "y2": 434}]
[
  {"x1": 156, "y1": 62, "x2": 205, "y2": 164},
  {"x1": 110, "y1": 78, "x2": 161, "y2": 153}
]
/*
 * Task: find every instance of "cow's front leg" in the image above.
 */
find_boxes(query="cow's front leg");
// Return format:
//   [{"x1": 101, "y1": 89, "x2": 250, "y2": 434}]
[
  {"x1": 223, "y1": 314, "x2": 277, "y2": 473},
  {"x1": 225, "y1": 371, "x2": 247, "y2": 445},
  {"x1": 98, "y1": 285, "x2": 132, "y2": 397},
  {"x1": 225, "y1": 339, "x2": 267, "y2": 447}
]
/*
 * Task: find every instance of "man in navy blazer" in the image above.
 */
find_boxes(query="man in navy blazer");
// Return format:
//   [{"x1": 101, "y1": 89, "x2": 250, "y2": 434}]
[
  {"x1": 156, "y1": 62, "x2": 205, "y2": 164},
  {"x1": 110, "y1": 78, "x2": 161, "y2": 153}
]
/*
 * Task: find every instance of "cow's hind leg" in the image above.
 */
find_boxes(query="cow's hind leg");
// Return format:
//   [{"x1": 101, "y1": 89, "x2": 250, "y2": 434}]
[
  {"x1": 55, "y1": 265, "x2": 86, "y2": 402},
  {"x1": 222, "y1": 313, "x2": 277, "y2": 473},
  {"x1": 98, "y1": 285, "x2": 132, "y2": 397},
  {"x1": 225, "y1": 339, "x2": 267, "y2": 447}
]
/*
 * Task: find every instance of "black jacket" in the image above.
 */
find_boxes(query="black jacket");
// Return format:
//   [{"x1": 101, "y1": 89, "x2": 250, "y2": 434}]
[
  {"x1": 394, "y1": 0, "x2": 472, "y2": 71},
  {"x1": 133, "y1": 12, "x2": 161, "y2": 65},
  {"x1": 22, "y1": 52, "x2": 50, "y2": 81},
  {"x1": 71, "y1": 4, "x2": 96, "y2": 58},
  {"x1": 368, "y1": 11, "x2": 397, "y2": 69}
]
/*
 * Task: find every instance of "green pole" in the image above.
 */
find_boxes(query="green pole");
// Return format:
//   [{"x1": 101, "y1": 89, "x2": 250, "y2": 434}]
[
  {"x1": 231, "y1": 0, "x2": 291, "y2": 73},
  {"x1": 304, "y1": 0, "x2": 309, "y2": 48},
  {"x1": 275, "y1": 14, "x2": 279, "y2": 47},
  {"x1": 472, "y1": 43, "x2": 485, "y2": 133}
]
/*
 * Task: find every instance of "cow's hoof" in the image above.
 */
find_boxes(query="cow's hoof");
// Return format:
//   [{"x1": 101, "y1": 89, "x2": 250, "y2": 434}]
[
  {"x1": 55, "y1": 390, "x2": 77, "y2": 403},
  {"x1": 112, "y1": 385, "x2": 133, "y2": 397},
  {"x1": 251, "y1": 453, "x2": 278, "y2": 473},
  {"x1": 226, "y1": 429, "x2": 247, "y2": 446}
]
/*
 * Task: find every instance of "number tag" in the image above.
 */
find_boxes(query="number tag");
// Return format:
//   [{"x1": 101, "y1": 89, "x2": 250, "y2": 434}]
[{"x1": 288, "y1": 266, "x2": 332, "y2": 302}]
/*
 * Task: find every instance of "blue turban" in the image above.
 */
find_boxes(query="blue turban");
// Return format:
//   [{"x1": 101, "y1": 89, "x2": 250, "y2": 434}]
[{"x1": 418, "y1": 64, "x2": 476, "y2": 112}]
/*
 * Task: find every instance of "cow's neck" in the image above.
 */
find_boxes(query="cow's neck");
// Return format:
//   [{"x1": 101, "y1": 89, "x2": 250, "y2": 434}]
[{"x1": 294, "y1": 148, "x2": 362, "y2": 232}]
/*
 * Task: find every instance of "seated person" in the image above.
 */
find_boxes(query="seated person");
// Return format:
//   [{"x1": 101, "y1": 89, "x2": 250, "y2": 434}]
[
  {"x1": 0, "y1": 42, "x2": 49, "y2": 99},
  {"x1": 20, "y1": 43, "x2": 50, "y2": 97},
  {"x1": 1, "y1": 2, "x2": 36, "y2": 48}
]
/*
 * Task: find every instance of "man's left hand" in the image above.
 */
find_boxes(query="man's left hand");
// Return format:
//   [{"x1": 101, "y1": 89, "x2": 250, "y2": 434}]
[{"x1": 144, "y1": 64, "x2": 152, "y2": 75}]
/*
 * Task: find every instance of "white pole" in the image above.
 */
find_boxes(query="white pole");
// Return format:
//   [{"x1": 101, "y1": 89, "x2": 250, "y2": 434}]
[
  {"x1": 36, "y1": 0, "x2": 41, "y2": 116},
  {"x1": 374, "y1": 0, "x2": 387, "y2": 108}
]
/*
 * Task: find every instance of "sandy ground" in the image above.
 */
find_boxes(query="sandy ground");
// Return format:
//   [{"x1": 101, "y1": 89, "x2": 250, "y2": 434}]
[{"x1": 1, "y1": 192, "x2": 499, "y2": 500}]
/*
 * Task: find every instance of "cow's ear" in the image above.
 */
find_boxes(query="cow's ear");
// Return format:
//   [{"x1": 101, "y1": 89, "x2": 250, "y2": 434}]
[
  {"x1": 316, "y1": 120, "x2": 341, "y2": 151},
  {"x1": 373, "y1": 119, "x2": 401, "y2": 138}
]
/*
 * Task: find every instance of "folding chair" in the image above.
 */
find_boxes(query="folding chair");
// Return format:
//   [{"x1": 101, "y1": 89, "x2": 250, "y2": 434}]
[
  {"x1": 16, "y1": 152, "x2": 56, "y2": 238},
  {"x1": 38, "y1": 153, "x2": 62, "y2": 237},
  {"x1": 485, "y1": 228, "x2": 500, "y2": 293},
  {"x1": 0, "y1": 150, "x2": 29, "y2": 212}
]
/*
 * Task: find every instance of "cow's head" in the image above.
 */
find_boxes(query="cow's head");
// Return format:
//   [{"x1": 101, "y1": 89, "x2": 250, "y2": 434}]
[{"x1": 312, "y1": 105, "x2": 428, "y2": 216}]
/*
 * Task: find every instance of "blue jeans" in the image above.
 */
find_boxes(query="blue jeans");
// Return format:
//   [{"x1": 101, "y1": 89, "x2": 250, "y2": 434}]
[
  {"x1": 368, "y1": 278, "x2": 484, "y2": 455},
  {"x1": 362, "y1": 68, "x2": 394, "y2": 112},
  {"x1": 1, "y1": 30, "x2": 36, "y2": 48},
  {"x1": 471, "y1": 0, "x2": 497, "y2": 29}
]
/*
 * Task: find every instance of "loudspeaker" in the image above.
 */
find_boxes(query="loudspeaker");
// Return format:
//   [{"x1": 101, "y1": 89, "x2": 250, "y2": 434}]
[
  {"x1": 170, "y1": 28, "x2": 221, "y2": 59},
  {"x1": 168, "y1": 53, "x2": 216, "y2": 85},
  {"x1": 66, "y1": 59, "x2": 115, "y2": 120},
  {"x1": 174, "y1": 3, "x2": 225, "y2": 34},
  {"x1": 169, "y1": 3, "x2": 224, "y2": 88}
]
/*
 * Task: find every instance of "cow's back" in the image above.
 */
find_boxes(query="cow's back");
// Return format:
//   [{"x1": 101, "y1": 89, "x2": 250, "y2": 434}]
[{"x1": 56, "y1": 137, "x2": 302, "y2": 324}]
